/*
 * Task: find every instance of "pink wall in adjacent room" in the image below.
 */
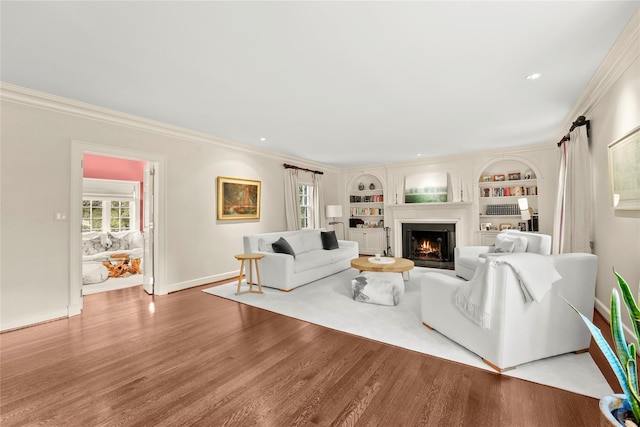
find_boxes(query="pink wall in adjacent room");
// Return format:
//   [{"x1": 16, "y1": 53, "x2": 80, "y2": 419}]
[{"x1": 83, "y1": 154, "x2": 147, "y2": 231}]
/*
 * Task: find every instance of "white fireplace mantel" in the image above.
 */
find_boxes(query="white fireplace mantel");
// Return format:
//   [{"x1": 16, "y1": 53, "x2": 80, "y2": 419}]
[{"x1": 386, "y1": 202, "x2": 474, "y2": 257}]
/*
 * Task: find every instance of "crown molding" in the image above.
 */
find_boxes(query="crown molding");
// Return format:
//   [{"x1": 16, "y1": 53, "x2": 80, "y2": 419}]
[
  {"x1": 0, "y1": 82, "x2": 340, "y2": 174},
  {"x1": 556, "y1": 8, "x2": 640, "y2": 140}
]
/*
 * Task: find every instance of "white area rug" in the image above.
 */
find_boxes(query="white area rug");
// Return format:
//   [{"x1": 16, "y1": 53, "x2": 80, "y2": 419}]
[{"x1": 203, "y1": 267, "x2": 612, "y2": 399}]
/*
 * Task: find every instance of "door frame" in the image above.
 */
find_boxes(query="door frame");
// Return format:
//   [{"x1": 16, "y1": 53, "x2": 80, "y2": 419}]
[{"x1": 70, "y1": 141, "x2": 167, "y2": 315}]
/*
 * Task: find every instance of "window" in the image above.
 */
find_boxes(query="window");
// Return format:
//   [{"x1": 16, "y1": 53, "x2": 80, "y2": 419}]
[
  {"x1": 299, "y1": 184, "x2": 314, "y2": 229},
  {"x1": 109, "y1": 200, "x2": 131, "y2": 231},
  {"x1": 82, "y1": 178, "x2": 139, "y2": 233},
  {"x1": 82, "y1": 200, "x2": 103, "y2": 232},
  {"x1": 82, "y1": 200, "x2": 132, "y2": 232}
]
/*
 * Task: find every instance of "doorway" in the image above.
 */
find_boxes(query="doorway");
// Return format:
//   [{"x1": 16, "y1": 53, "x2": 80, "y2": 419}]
[{"x1": 69, "y1": 141, "x2": 166, "y2": 316}]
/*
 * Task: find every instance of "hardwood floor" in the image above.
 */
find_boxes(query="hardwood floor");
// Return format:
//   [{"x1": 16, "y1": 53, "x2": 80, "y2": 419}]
[{"x1": 1, "y1": 283, "x2": 611, "y2": 426}]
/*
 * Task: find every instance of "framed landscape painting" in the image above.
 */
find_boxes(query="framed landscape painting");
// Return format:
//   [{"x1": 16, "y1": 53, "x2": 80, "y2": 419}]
[
  {"x1": 404, "y1": 172, "x2": 449, "y2": 203},
  {"x1": 217, "y1": 176, "x2": 261, "y2": 220},
  {"x1": 608, "y1": 126, "x2": 640, "y2": 210}
]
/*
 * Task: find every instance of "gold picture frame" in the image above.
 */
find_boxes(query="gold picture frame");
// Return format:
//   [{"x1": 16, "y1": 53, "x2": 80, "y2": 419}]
[
  {"x1": 608, "y1": 126, "x2": 640, "y2": 210},
  {"x1": 217, "y1": 176, "x2": 261, "y2": 220}
]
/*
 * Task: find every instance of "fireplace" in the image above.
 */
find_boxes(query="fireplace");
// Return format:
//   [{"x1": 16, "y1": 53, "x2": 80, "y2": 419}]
[{"x1": 402, "y1": 222, "x2": 456, "y2": 269}]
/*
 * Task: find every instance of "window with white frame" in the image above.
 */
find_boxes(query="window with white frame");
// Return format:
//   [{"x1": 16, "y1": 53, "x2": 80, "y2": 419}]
[
  {"x1": 299, "y1": 183, "x2": 314, "y2": 229},
  {"x1": 82, "y1": 178, "x2": 139, "y2": 233},
  {"x1": 82, "y1": 200, "x2": 132, "y2": 232}
]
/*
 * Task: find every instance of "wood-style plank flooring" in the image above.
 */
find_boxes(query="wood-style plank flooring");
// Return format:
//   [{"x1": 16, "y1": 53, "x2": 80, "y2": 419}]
[{"x1": 1, "y1": 282, "x2": 612, "y2": 426}]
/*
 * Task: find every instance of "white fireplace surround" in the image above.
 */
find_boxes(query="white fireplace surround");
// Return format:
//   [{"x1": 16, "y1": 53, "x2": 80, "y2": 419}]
[{"x1": 386, "y1": 202, "x2": 473, "y2": 258}]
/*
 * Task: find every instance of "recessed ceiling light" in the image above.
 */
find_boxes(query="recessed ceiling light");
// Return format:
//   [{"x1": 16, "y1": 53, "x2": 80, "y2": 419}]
[
  {"x1": 526, "y1": 73, "x2": 542, "y2": 80},
  {"x1": 259, "y1": 137, "x2": 267, "y2": 142},
  {"x1": 417, "y1": 153, "x2": 422, "y2": 157}
]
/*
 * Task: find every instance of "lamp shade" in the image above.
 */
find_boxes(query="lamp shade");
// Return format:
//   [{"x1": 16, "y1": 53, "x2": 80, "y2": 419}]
[
  {"x1": 517, "y1": 198, "x2": 529, "y2": 211},
  {"x1": 326, "y1": 205, "x2": 343, "y2": 218}
]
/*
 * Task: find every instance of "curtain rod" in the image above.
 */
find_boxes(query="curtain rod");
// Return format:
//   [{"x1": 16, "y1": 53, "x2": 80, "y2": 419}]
[
  {"x1": 557, "y1": 115, "x2": 590, "y2": 147},
  {"x1": 283, "y1": 163, "x2": 324, "y2": 175}
]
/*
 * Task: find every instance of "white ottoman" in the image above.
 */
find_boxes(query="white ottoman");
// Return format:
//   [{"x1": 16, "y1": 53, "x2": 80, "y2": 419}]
[
  {"x1": 351, "y1": 271, "x2": 405, "y2": 306},
  {"x1": 82, "y1": 262, "x2": 109, "y2": 285}
]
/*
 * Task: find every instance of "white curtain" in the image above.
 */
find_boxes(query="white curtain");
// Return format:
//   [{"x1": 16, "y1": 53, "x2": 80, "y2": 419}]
[
  {"x1": 284, "y1": 169, "x2": 300, "y2": 231},
  {"x1": 552, "y1": 125, "x2": 592, "y2": 254},
  {"x1": 312, "y1": 173, "x2": 325, "y2": 229}
]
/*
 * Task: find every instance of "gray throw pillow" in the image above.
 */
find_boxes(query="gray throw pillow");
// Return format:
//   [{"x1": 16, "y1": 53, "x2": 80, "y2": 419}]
[
  {"x1": 107, "y1": 233, "x2": 129, "y2": 251},
  {"x1": 321, "y1": 230, "x2": 339, "y2": 250},
  {"x1": 272, "y1": 237, "x2": 296, "y2": 258}
]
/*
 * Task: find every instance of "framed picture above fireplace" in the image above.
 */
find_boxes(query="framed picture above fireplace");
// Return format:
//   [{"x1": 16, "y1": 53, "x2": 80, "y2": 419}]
[{"x1": 404, "y1": 172, "x2": 449, "y2": 203}]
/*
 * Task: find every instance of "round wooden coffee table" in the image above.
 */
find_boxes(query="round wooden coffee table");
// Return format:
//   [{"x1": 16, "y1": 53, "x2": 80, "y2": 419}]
[{"x1": 350, "y1": 257, "x2": 414, "y2": 279}]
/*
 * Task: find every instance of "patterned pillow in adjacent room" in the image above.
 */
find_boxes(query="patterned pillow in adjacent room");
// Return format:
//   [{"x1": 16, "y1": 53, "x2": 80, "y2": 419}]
[
  {"x1": 83, "y1": 236, "x2": 106, "y2": 255},
  {"x1": 107, "y1": 233, "x2": 130, "y2": 251}
]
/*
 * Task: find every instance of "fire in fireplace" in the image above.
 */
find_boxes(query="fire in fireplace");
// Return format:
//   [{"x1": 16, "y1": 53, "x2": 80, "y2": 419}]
[
  {"x1": 402, "y1": 223, "x2": 456, "y2": 269},
  {"x1": 414, "y1": 237, "x2": 443, "y2": 260}
]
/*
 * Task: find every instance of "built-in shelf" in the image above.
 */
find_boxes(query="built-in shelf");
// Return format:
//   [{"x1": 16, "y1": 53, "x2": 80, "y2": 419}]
[
  {"x1": 349, "y1": 174, "x2": 385, "y2": 253},
  {"x1": 477, "y1": 161, "x2": 540, "y2": 234}
]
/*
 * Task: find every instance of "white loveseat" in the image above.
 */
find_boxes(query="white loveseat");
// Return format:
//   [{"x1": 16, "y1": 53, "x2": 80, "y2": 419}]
[
  {"x1": 243, "y1": 229, "x2": 359, "y2": 291},
  {"x1": 82, "y1": 230, "x2": 144, "y2": 285},
  {"x1": 82, "y1": 230, "x2": 144, "y2": 262},
  {"x1": 422, "y1": 253, "x2": 597, "y2": 371},
  {"x1": 455, "y1": 230, "x2": 552, "y2": 280}
]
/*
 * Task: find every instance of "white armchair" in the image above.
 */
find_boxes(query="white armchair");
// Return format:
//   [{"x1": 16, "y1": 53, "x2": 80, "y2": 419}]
[
  {"x1": 421, "y1": 253, "x2": 597, "y2": 372},
  {"x1": 455, "y1": 230, "x2": 551, "y2": 280}
]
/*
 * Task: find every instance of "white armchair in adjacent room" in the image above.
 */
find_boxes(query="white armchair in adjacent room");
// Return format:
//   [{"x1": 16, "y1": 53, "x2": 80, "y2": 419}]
[
  {"x1": 421, "y1": 252, "x2": 597, "y2": 372},
  {"x1": 455, "y1": 230, "x2": 552, "y2": 280}
]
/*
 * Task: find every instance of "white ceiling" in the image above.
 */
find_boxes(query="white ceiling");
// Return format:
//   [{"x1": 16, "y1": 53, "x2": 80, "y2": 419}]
[{"x1": 1, "y1": 1, "x2": 638, "y2": 168}]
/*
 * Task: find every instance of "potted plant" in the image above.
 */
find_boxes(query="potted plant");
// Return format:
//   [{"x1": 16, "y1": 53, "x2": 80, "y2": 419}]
[{"x1": 569, "y1": 270, "x2": 639, "y2": 426}]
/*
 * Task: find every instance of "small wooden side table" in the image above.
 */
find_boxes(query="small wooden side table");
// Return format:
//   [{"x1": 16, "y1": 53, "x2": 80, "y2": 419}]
[{"x1": 234, "y1": 253, "x2": 265, "y2": 295}]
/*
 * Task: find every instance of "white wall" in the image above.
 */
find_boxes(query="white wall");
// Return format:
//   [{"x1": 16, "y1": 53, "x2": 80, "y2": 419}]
[
  {"x1": 343, "y1": 144, "x2": 559, "y2": 249},
  {"x1": 589, "y1": 53, "x2": 640, "y2": 316},
  {"x1": 0, "y1": 90, "x2": 341, "y2": 330}
]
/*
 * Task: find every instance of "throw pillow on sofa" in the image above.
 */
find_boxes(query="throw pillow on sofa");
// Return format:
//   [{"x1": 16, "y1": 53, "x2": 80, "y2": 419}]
[
  {"x1": 272, "y1": 237, "x2": 296, "y2": 257},
  {"x1": 494, "y1": 233, "x2": 528, "y2": 253},
  {"x1": 107, "y1": 232, "x2": 130, "y2": 251},
  {"x1": 83, "y1": 236, "x2": 106, "y2": 255},
  {"x1": 321, "y1": 230, "x2": 339, "y2": 250}
]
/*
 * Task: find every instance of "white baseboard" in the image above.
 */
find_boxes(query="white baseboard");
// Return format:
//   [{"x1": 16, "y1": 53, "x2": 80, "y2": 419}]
[
  {"x1": 163, "y1": 271, "x2": 238, "y2": 294},
  {"x1": 1, "y1": 308, "x2": 69, "y2": 332}
]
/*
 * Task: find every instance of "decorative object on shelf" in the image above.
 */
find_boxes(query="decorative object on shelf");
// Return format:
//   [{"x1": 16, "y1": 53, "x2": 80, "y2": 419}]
[
  {"x1": 499, "y1": 223, "x2": 512, "y2": 230},
  {"x1": 369, "y1": 183, "x2": 375, "y2": 190},
  {"x1": 608, "y1": 125, "x2": 640, "y2": 210},
  {"x1": 404, "y1": 172, "x2": 448, "y2": 203},
  {"x1": 492, "y1": 174, "x2": 506, "y2": 182},
  {"x1": 217, "y1": 176, "x2": 261, "y2": 220},
  {"x1": 480, "y1": 223, "x2": 491, "y2": 231},
  {"x1": 508, "y1": 172, "x2": 521, "y2": 180},
  {"x1": 485, "y1": 204, "x2": 519, "y2": 215},
  {"x1": 358, "y1": 182, "x2": 365, "y2": 190},
  {"x1": 326, "y1": 204, "x2": 345, "y2": 239},
  {"x1": 480, "y1": 175, "x2": 493, "y2": 182}
]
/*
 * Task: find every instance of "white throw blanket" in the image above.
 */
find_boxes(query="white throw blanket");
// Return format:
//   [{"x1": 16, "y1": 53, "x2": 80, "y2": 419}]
[{"x1": 454, "y1": 253, "x2": 562, "y2": 329}]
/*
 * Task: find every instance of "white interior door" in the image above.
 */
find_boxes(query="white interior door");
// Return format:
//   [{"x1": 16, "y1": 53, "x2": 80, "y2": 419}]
[{"x1": 143, "y1": 163, "x2": 155, "y2": 294}]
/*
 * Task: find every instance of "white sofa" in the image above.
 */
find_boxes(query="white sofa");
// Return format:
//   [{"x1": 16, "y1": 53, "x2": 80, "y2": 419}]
[
  {"x1": 82, "y1": 230, "x2": 144, "y2": 262},
  {"x1": 422, "y1": 253, "x2": 597, "y2": 371},
  {"x1": 455, "y1": 230, "x2": 552, "y2": 280},
  {"x1": 243, "y1": 229, "x2": 359, "y2": 291},
  {"x1": 82, "y1": 231, "x2": 144, "y2": 284}
]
